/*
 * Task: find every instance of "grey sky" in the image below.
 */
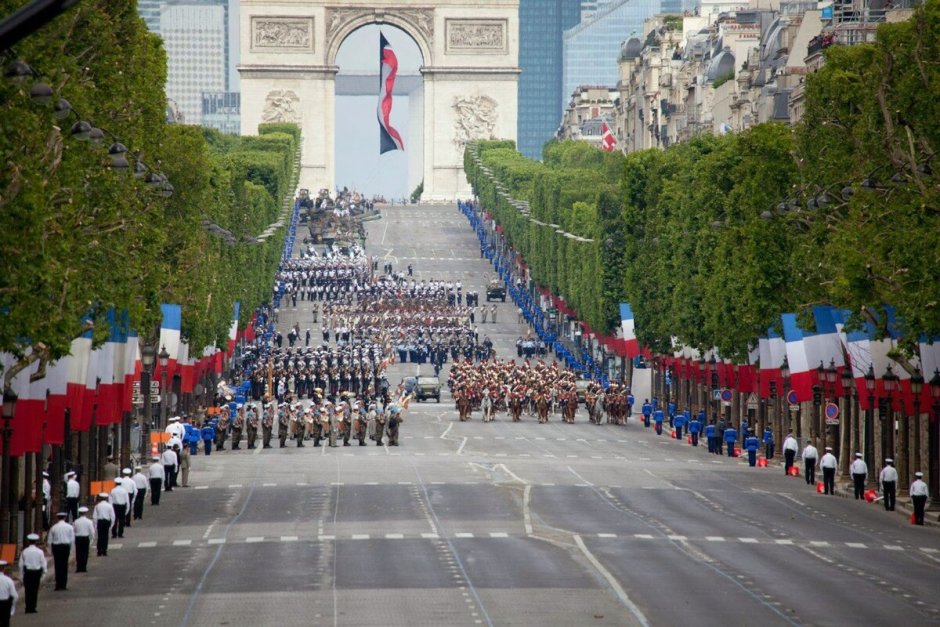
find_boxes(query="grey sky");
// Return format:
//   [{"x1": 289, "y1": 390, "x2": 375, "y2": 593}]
[{"x1": 335, "y1": 25, "x2": 423, "y2": 199}]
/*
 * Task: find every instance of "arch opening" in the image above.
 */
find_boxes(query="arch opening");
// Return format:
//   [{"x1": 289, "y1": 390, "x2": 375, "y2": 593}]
[{"x1": 334, "y1": 23, "x2": 424, "y2": 201}]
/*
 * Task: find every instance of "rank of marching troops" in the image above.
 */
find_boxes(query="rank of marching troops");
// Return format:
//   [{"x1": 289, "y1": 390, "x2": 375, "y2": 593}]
[
  {"x1": 447, "y1": 358, "x2": 631, "y2": 424},
  {"x1": 210, "y1": 389, "x2": 412, "y2": 451}
]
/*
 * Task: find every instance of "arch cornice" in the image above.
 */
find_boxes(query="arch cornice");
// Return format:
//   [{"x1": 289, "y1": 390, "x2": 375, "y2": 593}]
[{"x1": 324, "y1": 6, "x2": 433, "y2": 67}]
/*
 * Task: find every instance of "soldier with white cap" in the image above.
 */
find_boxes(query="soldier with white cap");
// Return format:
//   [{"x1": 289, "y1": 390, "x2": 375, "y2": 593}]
[
  {"x1": 41, "y1": 471, "x2": 51, "y2": 530},
  {"x1": 910, "y1": 471, "x2": 929, "y2": 525},
  {"x1": 849, "y1": 452, "x2": 868, "y2": 499},
  {"x1": 73, "y1": 506, "x2": 95, "y2": 572},
  {"x1": 65, "y1": 470, "x2": 80, "y2": 521},
  {"x1": 880, "y1": 458, "x2": 898, "y2": 511},
  {"x1": 149, "y1": 455, "x2": 165, "y2": 503},
  {"x1": 92, "y1": 493, "x2": 115, "y2": 556},
  {"x1": 120, "y1": 468, "x2": 137, "y2": 527},
  {"x1": 0, "y1": 558, "x2": 18, "y2": 624},
  {"x1": 18, "y1": 533, "x2": 46, "y2": 613},
  {"x1": 110, "y1": 478, "x2": 130, "y2": 538},
  {"x1": 132, "y1": 465, "x2": 149, "y2": 519},
  {"x1": 49, "y1": 512, "x2": 74, "y2": 590},
  {"x1": 165, "y1": 415, "x2": 185, "y2": 440},
  {"x1": 820, "y1": 446, "x2": 838, "y2": 495}
]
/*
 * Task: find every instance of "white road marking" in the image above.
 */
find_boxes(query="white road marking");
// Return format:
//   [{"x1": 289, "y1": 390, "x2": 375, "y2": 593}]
[
  {"x1": 262, "y1": 483, "x2": 277, "y2": 487},
  {"x1": 193, "y1": 486, "x2": 208, "y2": 490},
  {"x1": 246, "y1": 537, "x2": 265, "y2": 543},
  {"x1": 739, "y1": 538, "x2": 758, "y2": 544},
  {"x1": 207, "y1": 538, "x2": 226, "y2": 545},
  {"x1": 455, "y1": 532, "x2": 474, "y2": 538},
  {"x1": 884, "y1": 545, "x2": 904, "y2": 551},
  {"x1": 139, "y1": 542, "x2": 157, "y2": 548},
  {"x1": 810, "y1": 541, "x2": 830, "y2": 547},
  {"x1": 634, "y1": 534, "x2": 655, "y2": 540},
  {"x1": 352, "y1": 534, "x2": 370, "y2": 540},
  {"x1": 385, "y1": 533, "x2": 404, "y2": 539},
  {"x1": 846, "y1": 542, "x2": 866, "y2": 548},
  {"x1": 489, "y1": 532, "x2": 509, "y2": 538},
  {"x1": 706, "y1": 536, "x2": 726, "y2": 542},
  {"x1": 280, "y1": 536, "x2": 299, "y2": 542},
  {"x1": 597, "y1": 533, "x2": 617, "y2": 538},
  {"x1": 523, "y1": 484, "x2": 534, "y2": 535},
  {"x1": 457, "y1": 437, "x2": 468, "y2": 455},
  {"x1": 421, "y1": 532, "x2": 440, "y2": 539},
  {"x1": 228, "y1": 484, "x2": 243, "y2": 489},
  {"x1": 318, "y1": 535, "x2": 336, "y2": 541},
  {"x1": 574, "y1": 535, "x2": 650, "y2": 627},
  {"x1": 173, "y1": 540, "x2": 192, "y2": 546},
  {"x1": 775, "y1": 539, "x2": 794, "y2": 545},
  {"x1": 667, "y1": 535, "x2": 687, "y2": 541}
]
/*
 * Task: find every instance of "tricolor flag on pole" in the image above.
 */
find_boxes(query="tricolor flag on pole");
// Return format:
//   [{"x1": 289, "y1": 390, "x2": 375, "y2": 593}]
[
  {"x1": 601, "y1": 120, "x2": 617, "y2": 153},
  {"x1": 378, "y1": 32, "x2": 404, "y2": 154},
  {"x1": 228, "y1": 301, "x2": 241, "y2": 356},
  {"x1": 619, "y1": 303, "x2": 639, "y2": 358},
  {"x1": 66, "y1": 320, "x2": 94, "y2": 430},
  {"x1": 159, "y1": 303, "x2": 182, "y2": 380}
]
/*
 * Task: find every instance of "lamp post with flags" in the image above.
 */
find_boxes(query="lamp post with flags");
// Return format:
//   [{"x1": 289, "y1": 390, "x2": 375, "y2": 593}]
[
  {"x1": 158, "y1": 345, "x2": 170, "y2": 432},
  {"x1": 138, "y1": 344, "x2": 156, "y2": 460}
]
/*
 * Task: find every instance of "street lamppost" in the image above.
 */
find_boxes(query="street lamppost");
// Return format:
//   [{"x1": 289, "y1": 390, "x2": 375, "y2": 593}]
[
  {"x1": 139, "y1": 344, "x2": 156, "y2": 460},
  {"x1": 865, "y1": 364, "x2": 876, "y2": 478},
  {"x1": 911, "y1": 368, "x2": 924, "y2": 483},
  {"x1": 781, "y1": 356, "x2": 792, "y2": 437},
  {"x1": 813, "y1": 361, "x2": 825, "y2": 444},
  {"x1": 709, "y1": 355, "x2": 719, "y2": 423},
  {"x1": 928, "y1": 369, "x2": 940, "y2": 509},
  {"x1": 841, "y1": 363, "x2": 854, "y2": 476},
  {"x1": 697, "y1": 356, "x2": 706, "y2": 417},
  {"x1": 1, "y1": 386, "x2": 17, "y2": 543},
  {"x1": 158, "y1": 345, "x2": 170, "y2": 433},
  {"x1": 884, "y1": 365, "x2": 902, "y2": 492},
  {"x1": 825, "y1": 359, "x2": 838, "y2": 451}
]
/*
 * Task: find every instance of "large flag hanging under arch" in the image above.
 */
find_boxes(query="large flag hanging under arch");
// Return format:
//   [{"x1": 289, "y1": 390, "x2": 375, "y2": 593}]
[{"x1": 378, "y1": 32, "x2": 404, "y2": 154}]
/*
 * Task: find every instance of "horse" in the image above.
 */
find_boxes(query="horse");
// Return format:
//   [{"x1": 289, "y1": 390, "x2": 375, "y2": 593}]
[
  {"x1": 536, "y1": 396, "x2": 550, "y2": 423},
  {"x1": 509, "y1": 395, "x2": 524, "y2": 422},
  {"x1": 481, "y1": 394, "x2": 496, "y2": 423}
]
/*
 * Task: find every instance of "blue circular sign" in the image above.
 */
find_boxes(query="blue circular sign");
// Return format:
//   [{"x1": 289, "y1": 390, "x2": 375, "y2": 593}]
[
  {"x1": 825, "y1": 402, "x2": 840, "y2": 420},
  {"x1": 720, "y1": 389, "x2": 733, "y2": 402},
  {"x1": 786, "y1": 389, "x2": 800, "y2": 405}
]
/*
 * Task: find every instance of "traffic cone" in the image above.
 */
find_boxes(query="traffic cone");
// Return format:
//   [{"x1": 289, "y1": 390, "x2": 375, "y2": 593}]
[
  {"x1": 911, "y1": 512, "x2": 917, "y2": 525},
  {"x1": 686, "y1": 435, "x2": 692, "y2": 444},
  {"x1": 734, "y1": 447, "x2": 742, "y2": 458},
  {"x1": 788, "y1": 466, "x2": 800, "y2": 477},
  {"x1": 757, "y1": 458, "x2": 768, "y2": 468},
  {"x1": 816, "y1": 481, "x2": 824, "y2": 493},
  {"x1": 671, "y1": 430, "x2": 677, "y2": 439},
  {"x1": 864, "y1": 489, "x2": 877, "y2": 503}
]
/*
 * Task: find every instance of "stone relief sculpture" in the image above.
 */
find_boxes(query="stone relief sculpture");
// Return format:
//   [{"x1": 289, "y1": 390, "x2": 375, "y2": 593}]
[
  {"x1": 326, "y1": 7, "x2": 434, "y2": 47},
  {"x1": 253, "y1": 17, "x2": 313, "y2": 49},
  {"x1": 262, "y1": 90, "x2": 301, "y2": 123},
  {"x1": 447, "y1": 20, "x2": 505, "y2": 51},
  {"x1": 453, "y1": 95, "x2": 498, "y2": 150}
]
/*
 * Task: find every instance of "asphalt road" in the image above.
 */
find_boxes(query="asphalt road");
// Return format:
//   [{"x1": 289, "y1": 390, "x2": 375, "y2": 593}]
[{"x1": 23, "y1": 204, "x2": 940, "y2": 627}]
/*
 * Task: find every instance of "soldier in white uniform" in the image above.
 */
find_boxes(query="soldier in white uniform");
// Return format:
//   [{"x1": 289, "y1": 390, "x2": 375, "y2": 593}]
[
  {"x1": 73, "y1": 506, "x2": 95, "y2": 573},
  {"x1": 849, "y1": 452, "x2": 868, "y2": 499}
]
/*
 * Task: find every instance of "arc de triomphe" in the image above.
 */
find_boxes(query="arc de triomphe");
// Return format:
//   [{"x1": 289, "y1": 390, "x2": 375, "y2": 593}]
[{"x1": 239, "y1": 1, "x2": 519, "y2": 201}]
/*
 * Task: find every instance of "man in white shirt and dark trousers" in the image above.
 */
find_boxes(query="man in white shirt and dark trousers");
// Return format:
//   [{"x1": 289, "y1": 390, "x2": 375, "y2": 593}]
[
  {"x1": 820, "y1": 447, "x2": 838, "y2": 495},
  {"x1": 910, "y1": 471, "x2": 929, "y2": 525},
  {"x1": 850, "y1": 452, "x2": 868, "y2": 499},
  {"x1": 49, "y1": 512, "x2": 74, "y2": 590},
  {"x1": 109, "y1": 480, "x2": 130, "y2": 538},
  {"x1": 120, "y1": 468, "x2": 137, "y2": 527},
  {"x1": 93, "y1": 493, "x2": 115, "y2": 556},
  {"x1": 782, "y1": 433, "x2": 798, "y2": 476},
  {"x1": 802, "y1": 441, "x2": 819, "y2": 485},
  {"x1": 73, "y1": 506, "x2": 95, "y2": 572},
  {"x1": 65, "y1": 471, "x2": 80, "y2": 521},
  {"x1": 880, "y1": 458, "x2": 898, "y2": 511},
  {"x1": 0, "y1": 559, "x2": 18, "y2": 626},
  {"x1": 18, "y1": 533, "x2": 47, "y2": 614},
  {"x1": 132, "y1": 465, "x2": 149, "y2": 519},
  {"x1": 149, "y1": 455, "x2": 165, "y2": 504},
  {"x1": 162, "y1": 446, "x2": 178, "y2": 491}
]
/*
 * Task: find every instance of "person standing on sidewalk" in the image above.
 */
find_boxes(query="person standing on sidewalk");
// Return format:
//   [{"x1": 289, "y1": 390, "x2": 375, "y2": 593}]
[
  {"x1": 92, "y1": 493, "x2": 115, "y2": 556},
  {"x1": 688, "y1": 414, "x2": 701, "y2": 446},
  {"x1": 820, "y1": 447, "x2": 838, "y2": 495},
  {"x1": 179, "y1": 445, "x2": 191, "y2": 488},
  {"x1": 18, "y1": 534, "x2": 46, "y2": 614},
  {"x1": 704, "y1": 421, "x2": 716, "y2": 453},
  {"x1": 723, "y1": 424, "x2": 738, "y2": 457},
  {"x1": 783, "y1": 432, "x2": 798, "y2": 475},
  {"x1": 149, "y1": 455, "x2": 165, "y2": 505},
  {"x1": 65, "y1": 471, "x2": 80, "y2": 522},
  {"x1": 120, "y1": 469, "x2": 137, "y2": 528},
  {"x1": 109, "y1": 479, "x2": 130, "y2": 539},
  {"x1": 744, "y1": 431, "x2": 761, "y2": 466},
  {"x1": 910, "y1": 471, "x2": 929, "y2": 525},
  {"x1": 763, "y1": 426, "x2": 775, "y2": 460},
  {"x1": 0, "y1": 559, "x2": 18, "y2": 625},
  {"x1": 879, "y1": 458, "x2": 898, "y2": 511},
  {"x1": 161, "y1": 445, "x2": 178, "y2": 490},
  {"x1": 49, "y1": 512, "x2": 74, "y2": 590},
  {"x1": 802, "y1": 440, "x2": 819, "y2": 485},
  {"x1": 850, "y1": 453, "x2": 868, "y2": 499},
  {"x1": 73, "y1": 506, "x2": 95, "y2": 573},
  {"x1": 132, "y1": 466, "x2": 148, "y2": 520}
]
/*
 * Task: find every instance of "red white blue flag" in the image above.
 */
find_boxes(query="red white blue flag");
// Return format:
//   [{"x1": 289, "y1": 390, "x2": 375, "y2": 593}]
[{"x1": 378, "y1": 32, "x2": 404, "y2": 154}]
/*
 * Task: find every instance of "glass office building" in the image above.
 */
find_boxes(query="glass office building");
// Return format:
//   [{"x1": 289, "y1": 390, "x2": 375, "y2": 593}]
[
  {"x1": 202, "y1": 92, "x2": 241, "y2": 135},
  {"x1": 517, "y1": 0, "x2": 583, "y2": 160},
  {"x1": 562, "y1": 0, "x2": 698, "y2": 111}
]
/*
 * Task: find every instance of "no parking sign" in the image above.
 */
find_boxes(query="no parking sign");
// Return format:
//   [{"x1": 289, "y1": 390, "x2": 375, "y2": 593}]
[{"x1": 825, "y1": 402, "x2": 840, "y2": 425}]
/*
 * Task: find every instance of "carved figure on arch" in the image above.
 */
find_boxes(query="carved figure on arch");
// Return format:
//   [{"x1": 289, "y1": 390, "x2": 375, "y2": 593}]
[
  {"x1": 453, "y1": 95, "x2": 498, "y2": 150},
  {"x1": 262, "y1": 90, "x2": 301, "y2": 123}
]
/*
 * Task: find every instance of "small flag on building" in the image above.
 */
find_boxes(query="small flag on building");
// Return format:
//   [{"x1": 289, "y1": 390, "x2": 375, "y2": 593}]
[{"x1": 601, "y1": 120, "x2": 617, "y2": 152}]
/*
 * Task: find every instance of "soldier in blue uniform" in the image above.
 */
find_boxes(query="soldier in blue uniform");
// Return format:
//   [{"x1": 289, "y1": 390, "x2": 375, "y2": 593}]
[
  {"x1": 744, "y1": 431, "x2": 761, "y2": 466},
  {"x1": 626, "y1": 392, "x2": 635, "y2": 417},
  {"x1": 763, "y1": 426, "x2": 774, "y2": 459},
  {"x1": 201, "y1": 420, "x2": 215, "y2": 455},
  {"x1": 723, "y1": 424, "x2": 738, "y2": 457},
  {"x1": 653, "y1": 408, "x2": 665, "y2": 435},
  {"x1": 688, "y1": 413, "x2": 701, "y2": 446},
  {"x1": 641, "y1": 399, "x2": 652, "y2": 428},
  {"x1": 704, "y1": 421, "x2": 716, "y2": 453},
  {"x1": 667, "y1": 401, "x2": 676, "y2": 427}
]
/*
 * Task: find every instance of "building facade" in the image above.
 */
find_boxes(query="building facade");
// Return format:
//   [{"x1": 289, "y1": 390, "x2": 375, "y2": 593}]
[
  {"x1": 517, "y1": 0, "x2": 583, "y2": 160},
  {"x1": 557, "y1": 85, "x2": 618, "y2": 146},
  {"x1": 202, "y1": 91, "x2": 241, "y2": 135}
]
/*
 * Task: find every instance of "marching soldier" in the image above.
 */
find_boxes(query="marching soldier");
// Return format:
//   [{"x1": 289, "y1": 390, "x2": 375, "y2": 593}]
[
  {"x1": 231, "y1": 406, "x2": 245, "y2": 450},
  {"x1": 278, "y1": 403, "x2": 290, "y2": 448},
  {"x1": 246, "y1": 404, "x2": 259, "y2": 449},
  {"x1": 374, "y1": 404, "x2": 387, "y2": 446},
  {"x1": 215, "y1": 409, "x2": 230, "y2": 451},
  {"x1": 386, "y1": 403, "x2": 402, "y2": 446},
  {"x1": 262, "y1": 403, "x2": 274, "y2": 448}
]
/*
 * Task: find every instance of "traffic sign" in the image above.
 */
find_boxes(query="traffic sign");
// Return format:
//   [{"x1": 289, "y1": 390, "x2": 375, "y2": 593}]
[
  {"x1": 132, "y1": 380, "x2": 160, "y2": 406},
  {"x1": 825, "y1": 402, "x2": 840, "y2": 425},
  {"x1": 786, "y1": 389, "x2": 799, "y2": 405},
  {"x1": 746, "y1": 393, "x2": 759, "y2": 410},
  {"x1": 720, "y1": 389, "x2": 733, "y2": 403}
]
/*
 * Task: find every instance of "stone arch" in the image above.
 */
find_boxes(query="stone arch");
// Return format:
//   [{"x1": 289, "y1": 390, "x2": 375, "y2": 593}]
[{"x1": 324, "y1": 9, "x2": 432, "y2": 68}]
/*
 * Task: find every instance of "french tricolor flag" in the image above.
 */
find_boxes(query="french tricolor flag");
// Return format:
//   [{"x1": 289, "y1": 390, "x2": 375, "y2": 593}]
[
  {"x1": 843, "y1": 318, "x2": 876, "y2": 409},
  {"x1": 76, "y1": 344, "x2": 100, "y2": 432},
  {"x1": 758, "y1": 326, "x2": 786, "y2": 399},
  {"x1": 619, "y1": 303, "x2": 639, "y2": 358},
  {"x1": 804, "y1": 306, "x2": 846, "y2": 374},
  {"x1": 66, "y1": 322, "x2": 94, "y2": 431},
  {"x1": 123, "y1": 329, "x2": 140, "y2": 414},
  {"x1": 96, "y1": 309, "x2": 122, "y2": 425},
  {"x1": 781, "y1": 313, "x2": 813, "y2": 402},
  {"x1": 3, "y1": 351, "x2": 43, "y2": 456},
  {"x1": 227, "y1": 301, "x2": 240, "y2": 356},
  {"x1": 178, "y1": 341, "x2": 195, "y2": 394},
  {"x1": 159, "y1": 303, "x2": 182, "y2": 381}
]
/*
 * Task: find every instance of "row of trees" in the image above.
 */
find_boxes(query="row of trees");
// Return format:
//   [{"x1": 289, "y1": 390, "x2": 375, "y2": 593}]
[
  {"x1": 465, "y1": 0, "x2": 940, "y2": 357},
  {"x1": 0, "y1": 0, "x2": 299, "y2": 360}
]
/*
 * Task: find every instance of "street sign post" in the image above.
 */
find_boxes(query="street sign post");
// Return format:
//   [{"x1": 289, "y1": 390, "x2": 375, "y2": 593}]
[
  {"x1": 132, "y1": 380, "x2": 160, "y2": 406},
  {"x1": 824, "y1": 402, "x2": 840, "y2": 425},
  {"x1": 746, "y1": 393, "x2": 759, "y2": 410}
]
